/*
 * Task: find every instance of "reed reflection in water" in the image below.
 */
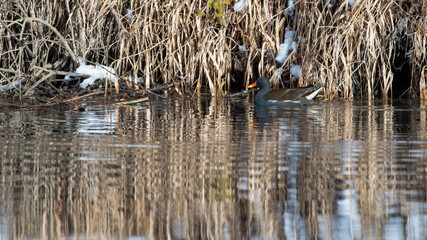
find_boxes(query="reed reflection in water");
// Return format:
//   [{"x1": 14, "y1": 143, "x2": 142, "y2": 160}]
[{"x1": 0, "y1": 98, "x2": 427, "y2": 239}]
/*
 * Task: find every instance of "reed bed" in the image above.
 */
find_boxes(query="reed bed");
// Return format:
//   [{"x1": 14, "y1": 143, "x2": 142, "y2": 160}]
[{"x1": 0, "y1": 0, "x2": 426, "y2": 100}]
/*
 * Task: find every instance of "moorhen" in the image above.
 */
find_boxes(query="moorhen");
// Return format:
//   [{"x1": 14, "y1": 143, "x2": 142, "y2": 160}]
[{"x1": 248, "y1": 77, "x2": 324, "y2": 105}]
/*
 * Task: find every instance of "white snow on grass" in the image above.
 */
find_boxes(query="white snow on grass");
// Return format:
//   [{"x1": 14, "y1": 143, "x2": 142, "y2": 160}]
[
  {"x1": 284, "y1": 0, "x2": 296, "y2": 17},
  {"x1": 125, "y1": 9, "x2": 134, "y2": 20},
  {"x1": 275, "y1": 27, "x2": 297, "y2": 64},
  {"x1": 238, "y1": 45, "x2": 248, "y2": 52},
  {"x1": 290, "y1": 64, "x2": 301, "y2": 79},
  {"x1": 234, "y1": 0, "x2": 245, "y2": 12},
  {"x1": 76, "y1": 58, "x2": 116, "y2": 89}
]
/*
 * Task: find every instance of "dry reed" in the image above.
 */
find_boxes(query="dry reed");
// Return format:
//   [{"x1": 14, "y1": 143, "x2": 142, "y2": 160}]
[{"x1": 0, "y1": 0, "x2": 426, "y2": 100}]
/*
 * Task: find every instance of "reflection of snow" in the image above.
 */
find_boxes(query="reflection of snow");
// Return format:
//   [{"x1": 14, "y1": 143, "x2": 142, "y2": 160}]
[
  {"x1": 335, "y1": 189, "x2": 361, "y2": 239},
  {"x1": 383, "y1": 217, "x2": 405, "y2": 240},
  {"x1": 405, "y1": 202, "x2": 427, "y2": 240},
  {"x1": 74, "y1": 110, "x2": 117, "y2": 161},
  {"x1": 283, "y1": 194, "x2": 308, "y2": 239},
  {"x1": 283, "y1": 141, "x2": 310, "y2": 239},
  {"x1": 76, "y1": 110, "x2": 116, "y2": 135},
  {"x1": 0, "y1": 215, "x2": 7, "y2": 240},
  {"x1": 68, "y1": 109, "x2": 161, "y2": 161}
]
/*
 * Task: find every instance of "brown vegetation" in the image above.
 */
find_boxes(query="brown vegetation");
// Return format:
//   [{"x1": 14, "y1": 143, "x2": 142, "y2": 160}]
[{"x1": 0, "y1": 0, "x2": 426, "y2": 101}]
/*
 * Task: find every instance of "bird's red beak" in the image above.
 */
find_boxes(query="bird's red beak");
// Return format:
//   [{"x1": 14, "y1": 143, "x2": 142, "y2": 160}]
[{"x1": 248, "y1": 82, "x2": 257, "y2": 88}]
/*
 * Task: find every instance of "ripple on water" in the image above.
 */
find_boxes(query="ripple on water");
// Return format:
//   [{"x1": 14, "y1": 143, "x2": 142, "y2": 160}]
[{"x1": 1, "y1": 99, "x2": 427, "y2": 239}]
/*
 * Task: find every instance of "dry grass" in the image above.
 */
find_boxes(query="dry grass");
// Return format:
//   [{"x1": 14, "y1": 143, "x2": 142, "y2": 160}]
[
  {"x1": 296, "y1": 0, "x2": 427, "y2": 100},
  {"x1": 0, "y1": 0, "x2": 426, "y2": 100}
]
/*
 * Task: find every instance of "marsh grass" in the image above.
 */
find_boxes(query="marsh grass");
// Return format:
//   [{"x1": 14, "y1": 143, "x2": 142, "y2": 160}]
[
  {"x1": 0, "y1": 0, "x2": 426, "y2": 101},
  {"x1": 297, "y1": 0, "x2": 427, "y2": 100}
]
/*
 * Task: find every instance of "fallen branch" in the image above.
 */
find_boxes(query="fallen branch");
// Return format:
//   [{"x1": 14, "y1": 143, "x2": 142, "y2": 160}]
[
  {"x1": 0, "y1": 77, "x2": 26, "y2": 93},
  {"x1": 112, "y1": 97, "x2": 149, "y2": 106},
  {"x1": 0, "y1": 68, "x2": 20, "y2": 75},
  {"x1": 60, "y1": 91, "x2": 104, "y2": 103},
  {"x1": 24, "y1": 59, "x2": 68, "y2": 95},
  {"x1": 145, "y1": 82, "x2": 176, "y2": 92},
  {"x1": 32, "y1": 66, "x2": 91, "y2": 79}
]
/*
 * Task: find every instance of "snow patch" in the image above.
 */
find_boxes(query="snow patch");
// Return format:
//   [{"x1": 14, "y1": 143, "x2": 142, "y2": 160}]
[
  {"x1": 325, "y1": 0, "x2": 333, "y2": 8},
  {"x1": 125, "y1": 9, "x2": 134, "y2": 20},
  {"x1": 348, "y1": 0, "x2": 356, "y2": 6},
  {"x1": 76, "y1": 58, "x2": 116, "y2": 89},
  {"x1": 234, "y1": 0, "x2": 245, "y2": 12},
  {"x1": 290, "y1": 64, "x2": 301, "y2": 79},
  {"x1": 275, "y1": 27, "x2": 297, "y2": 64},
  {"x1": 238, "y1": 45, "x2": 248, "y2": 52},
  {"x1": 284, "y1": 0, "x2": 296, "y2": 17}
]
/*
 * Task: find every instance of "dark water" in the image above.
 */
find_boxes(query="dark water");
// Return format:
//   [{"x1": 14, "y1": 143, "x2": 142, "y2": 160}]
[{"x1": 0, "y1": 97, "x2": 426, "y2": 240}]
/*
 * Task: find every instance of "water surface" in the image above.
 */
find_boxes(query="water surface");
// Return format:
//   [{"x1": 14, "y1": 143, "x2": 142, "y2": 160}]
[{"x1": 0, "y1": 98, "x2": 426, "y2": 239}]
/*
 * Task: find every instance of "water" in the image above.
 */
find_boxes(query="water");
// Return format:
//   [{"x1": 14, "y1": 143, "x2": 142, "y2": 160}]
[{"x1": 0, "y1": 97, "x2": 426, "y2": 240}]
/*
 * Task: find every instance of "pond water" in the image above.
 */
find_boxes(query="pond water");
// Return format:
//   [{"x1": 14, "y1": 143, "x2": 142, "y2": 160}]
[{"x1": 0, "y1": 97, "x2": 426, "y2": 240}]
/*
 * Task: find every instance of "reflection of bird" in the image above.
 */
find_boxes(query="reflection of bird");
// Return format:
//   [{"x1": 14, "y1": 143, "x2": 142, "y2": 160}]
[{"x1": 248, "y1": 77, "x2": 324, "y2": 105}]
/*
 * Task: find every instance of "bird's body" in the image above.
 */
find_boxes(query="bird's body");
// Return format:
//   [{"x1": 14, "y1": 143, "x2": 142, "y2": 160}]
[{"x1": 249, "y1": 77, "x2": 323, "y2": 105}]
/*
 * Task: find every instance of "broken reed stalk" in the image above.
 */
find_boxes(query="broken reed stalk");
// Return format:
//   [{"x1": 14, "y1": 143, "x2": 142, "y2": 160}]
[{"x1": 0, "y1": 0, "x2": 426, "y2": 100}]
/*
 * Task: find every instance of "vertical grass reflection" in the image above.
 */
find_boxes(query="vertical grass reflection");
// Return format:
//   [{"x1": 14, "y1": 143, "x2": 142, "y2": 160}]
[{"x1": 0, "y1": 100, "x2": 426, "y2": 239}]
